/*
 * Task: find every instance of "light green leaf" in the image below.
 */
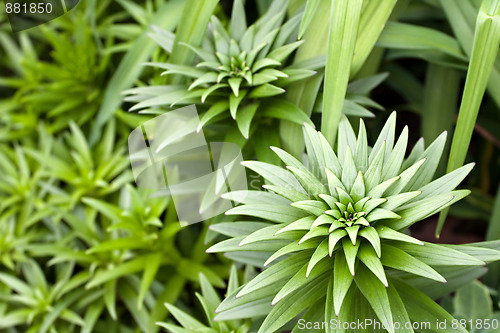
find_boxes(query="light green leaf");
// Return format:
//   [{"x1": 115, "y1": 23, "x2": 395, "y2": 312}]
[
  {"x1": 257, "y1": 274, "x2": 329, "y2": 333},
  {"x1": 230, "y1": 0, "x2": 247, "y2": 40},
  {"x1": 393, "y1": 279, "x2": 468, "y2": 333},
  {"x1": 272, "y1": 259, "x2": 330, "y2": 305},
  {"x1": 333, "y1": 252, "x2": 354, "y2": 316},
  {"x1": 260, "y1": 100, "x2": 314, "y2": 126},
  {"x1": 236, "y1": 102, "x2": 259, "y2": 139},
  {"x1": 226, "y1": 204, "x2": 308, "y2": 223},
  {"x1": 389, "y1": 190, "x2": 470, "y2": 230},
  {"x1": 237, "y1": 252, "x2": 310, "y2": 298},
  {"x1": 375, "y1": 226, "x2": 424, "y2": 245},
  {"x1": 357, "y1": 244, "x2": 388, "y2": 287},
  {"x1": 321, "y1": 0, "x2": 363, "y2": 144},
  {"x1": 377, "y1": 22, "x2": 467, "y2": 61},
  {"x1": 381, "y1": 244, "x2": 446, "y2": 283},
  {"x1": 397, "y1": 242, "x2": 485, "y2": 266},
  {"x1": 359, "y1": 227, "x2": 381, "y2": 257},
  {"x1": 354, "y1": 264, "x2": 394, "y2": 333}
]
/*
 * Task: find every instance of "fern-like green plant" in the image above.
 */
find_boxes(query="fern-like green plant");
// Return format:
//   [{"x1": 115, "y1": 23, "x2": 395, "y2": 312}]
[
  {"x1": 125, "y1": 0, "x2": 317, "y2": 139},
  {"x1": 208, "y1": 112, "x2": 500, "y2": 333}
]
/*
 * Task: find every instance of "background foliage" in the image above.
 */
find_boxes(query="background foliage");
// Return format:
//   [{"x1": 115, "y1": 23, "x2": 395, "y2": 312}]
[{"x1": 1, "y1": 0, "x2": 500, "y2": 332}]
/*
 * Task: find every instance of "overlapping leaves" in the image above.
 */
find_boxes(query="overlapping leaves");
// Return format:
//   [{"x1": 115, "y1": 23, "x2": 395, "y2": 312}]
[
  {"x1": 208, "y1": 112, "x2": 500, "y2": 333},
  {"x1": 125, "y1": 0, "x2": 317, "y2": 139},
  {"x1": 158, "y1": 267, "x2": 253, "y2": 333}
]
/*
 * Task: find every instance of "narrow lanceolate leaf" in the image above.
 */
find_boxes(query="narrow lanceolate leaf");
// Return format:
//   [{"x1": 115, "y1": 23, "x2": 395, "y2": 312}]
[
  {"x1": 357, "y1": 244, "x2": 388, "y2": 287},
  {"x1": 375, "y1": 226, "x2": 424, "y2": 246},
  {"x1": 424, "y1": 164, "x2": 475, "y2": 201},
  {"x1": 238, "y1": 225, "x2": 287, "y2": 246},
  {"x1": 169, "y1": 0, "x2": 219, "y2": 79},
  {"x1": 260, "y1": 100, "x2": 314, "y2": 126},
  {"x1": 349, "y1": 172, "x2": 365, "y2": 202},
  {"x1": 298, "y1": 0, "x2": 321, "y2": 38},
  {"x1": 230, "y1": 0, "x2": 247, "y2": 40},
  {"x1": 393, "y1": 279, "x2": 468, "y2": 333},
  {"x1": 377, "y1": 22, "x2": 467, "y2": 62},
  {"x1": 439, "y1": 0, "x2": 500, "y2": 235},
  {"x1": 306, "y1": 240, "x2": 329, "y2": 276},
  {"x1": 241, "y1": 161, "x2": 304, "y2": 191},
  {"x1": 382, "y1": 126, "x2": 408, "y2": 181},
  {"x1": 354, "y1": 264, "x2": 394, "y2": 333},
  {"x1": 359, "y1": 227, "x2": 381, "y2": 257},
  {"x1": 236, "y1": 102, "x2": 259, "y2": 139},
  {"x1": 329, "y1": 230, "x2": 348, "y2": 256},
  {"x1": 226, "y1": 204, "x2": 308, "y2": 223},
  {"x1": 370, "y1": 111, "x2": 396, "y2": 164},
  {"x1": 237, "y1": 252, "x2": 310, "y2": 297},
  {"x1": 264, "y1": 185, "x2": 310, "y2": 203},
  {"x1": 389, "y1": 190, "x2": 470, "y2": 230},
  {"x1": 138, "y1": 253, "x2": 162, "y2": 308},
  {"x1": 264, "y1": 240, "x2": 321, "y2": 267},
  {"x1": 397, "y1": 242, "x2": 485, "y2": 266},
  {"x1": 405, "y1": 132, "x2": 447, "y2": 192},
  {"x1": 272, "y1": 259, "x2": 330, "y2": 305},
  {"x1": 342, "y1": 239, "x2": 359, "y2": 276},
  {"x1": 333, "y1": 252, "x2": 354, "y2": 316},
  {"x1": 321, "y1": 0, "x2": 363, "y2": 144},
  {"x1": 257, "y1": 274, "x2": 329, "y2": 333},
  {"x1": 164, "y1": 303, "x2": 206, "y2": 330},
  {"x1": 386, "y1": 282, "x2": 414, "y2": 333},
  {"x1": 351, "y1": 0, "x2": 398, "y2": 76},
  {"x1": 381, "y1": 244, "x2": 446, "y2": 283},
  {"x1": 275, "y1": 216, "x2": 315, "y2": 235},
  {"x1": 291, "y1": 200, "x2": 329, "y2": 216}
]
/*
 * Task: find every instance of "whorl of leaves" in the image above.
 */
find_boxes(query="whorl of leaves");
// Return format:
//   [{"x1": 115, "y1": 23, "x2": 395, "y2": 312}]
[{"x1": 207, "y1": 112, "x2": 500, "y2": 333}]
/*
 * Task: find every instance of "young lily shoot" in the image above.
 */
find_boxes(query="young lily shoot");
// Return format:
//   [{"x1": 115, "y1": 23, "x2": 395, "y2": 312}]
[{"x1": 208, "y1": 112, "x2": 500, "y2": 333}]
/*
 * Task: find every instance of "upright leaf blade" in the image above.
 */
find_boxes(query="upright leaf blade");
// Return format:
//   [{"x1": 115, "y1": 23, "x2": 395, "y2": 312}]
[{"x1": 321, "y1": 0, "x2": 363, "y2": 144}]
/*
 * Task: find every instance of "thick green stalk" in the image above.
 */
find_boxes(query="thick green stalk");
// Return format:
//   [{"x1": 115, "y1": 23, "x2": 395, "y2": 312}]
[
  {"x1": 437, "y1": 0, "x2": 500, "y2": 236},
  {"x1": 321, "y1": 0, "x2": 363, "y2": 145}
]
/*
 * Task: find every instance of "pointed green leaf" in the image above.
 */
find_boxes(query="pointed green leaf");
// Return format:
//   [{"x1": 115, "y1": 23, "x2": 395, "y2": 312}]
[
  {"x1": 359, "y1": 227, "x2": 381, "y2": 257},
  {"x1": 342, "y1": 239, "x2": 360, "y2": 276},
  {"x1": 354, "y1": 264, "x2": 394, "y2": 333},
  {"x1": 333, "y1": 252, "x2": 354, "y2": 316},
  {"x1": 357, "y1": 244, "x2": 388, "y2": 287},
  {"x1": 381, "y1": 244, "x2": 446, "y2": 283}
]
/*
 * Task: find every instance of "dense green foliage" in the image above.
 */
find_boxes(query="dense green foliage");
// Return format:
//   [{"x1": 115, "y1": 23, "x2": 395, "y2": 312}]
[{"x1": 1, "y1": 0, "x2": 500, "y2": 333}]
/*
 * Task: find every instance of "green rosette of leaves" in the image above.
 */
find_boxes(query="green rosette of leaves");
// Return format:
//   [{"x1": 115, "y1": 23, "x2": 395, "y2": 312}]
[
  {"x1": 207, "y1": 112, "x2": 500, "y2": 333},
  {"x1": 126, "y1": 0, "x2": 318, "y2": 139}
]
